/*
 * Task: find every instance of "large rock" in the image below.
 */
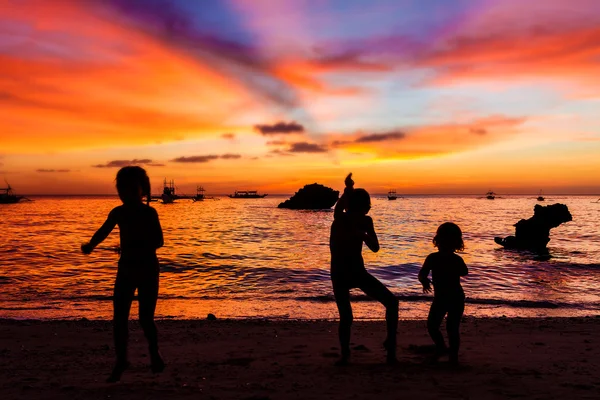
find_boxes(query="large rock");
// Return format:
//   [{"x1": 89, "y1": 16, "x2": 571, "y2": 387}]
[
  {"x1": 494, "y1": 203, "x2": 572, "y2": 251},
  {"x1": 278, "y1": 183, "x2": 339, "y2": 210}
]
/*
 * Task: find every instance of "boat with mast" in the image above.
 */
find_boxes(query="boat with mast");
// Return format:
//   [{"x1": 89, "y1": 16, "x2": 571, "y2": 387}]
[
  {"x1": 192, "y1": 186, "x2": 205, "y2": 202},
  {"x1": 387, "y1": 189, "x2": 398, "y2": 200},
  {"x1": 486, "y1": 190, "x2": 496, "y2": 200},
  {"x1": 0, "y1": 181, "x2": 27, "y2": 204},
  {"x1": 537, "y1": 190, "x2": 545, "y2": 202},
  {"x1": 229, "y1": 190, "x2": 267, "y2": 199}
]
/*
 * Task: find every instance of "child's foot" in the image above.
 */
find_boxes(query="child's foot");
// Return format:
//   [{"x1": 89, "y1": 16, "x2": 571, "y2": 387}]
[
  {"x1": 334, "y1": 356, "x2": 349, "y2": 366},
  {"x1": 448, "y1": 354, "x2": 459, "y2": 367},
  {"x1": 383, "y1": 339, "x2": 397, "y2": 364},
  {"x1": 150, "y1": 351, "x2": 166, "y2": 373},
  {"x1": 106, "y1": 361, "x2": 130, "y2": 383},
  {"x1": 427, "y1": 347, "x2": 448, "y2": 365},
  {"x1": 334, "y1": 349, "x2": 350, "y2": 366}
]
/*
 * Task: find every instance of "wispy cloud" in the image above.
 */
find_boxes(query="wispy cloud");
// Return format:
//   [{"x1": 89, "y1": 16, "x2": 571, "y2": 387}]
[
  {"x1": 254, "y1": 121, "x2": 305, "y2": 135},
  {"x1": 288, "y1": 142, "x2": 328, "y2": 153},
  {"x1": 36, "y1": 169, "x2": 71, "y2": 173},
  {"x1": 171, "y1": 154, "x2": 242, "y2": 163},
  {"x1": 93, "y1": 159, "x2": 164, "y2": 168}
]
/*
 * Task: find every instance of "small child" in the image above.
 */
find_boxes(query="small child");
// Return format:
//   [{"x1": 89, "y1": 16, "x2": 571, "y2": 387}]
[
  {"x1": 330, "y1": 173, "x2": 399, "y2": 365},
  {"x1": 81, "y1": 166, "x2": 165, "y2": 382},
  {"x1": 418, "y1": 222, "x2": 468, "y2": 365}
]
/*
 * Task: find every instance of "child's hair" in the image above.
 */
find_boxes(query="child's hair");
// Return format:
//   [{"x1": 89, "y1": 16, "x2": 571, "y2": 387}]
[
  {"x1": 348, "y1": 188, "x2": 371, "y2": 213},
  {"x1": 433, "y1": 222, "x2": 464, "y2": 252},
  {"x1": 115, "y1": 166, "x2": 151, "y2": 205}
]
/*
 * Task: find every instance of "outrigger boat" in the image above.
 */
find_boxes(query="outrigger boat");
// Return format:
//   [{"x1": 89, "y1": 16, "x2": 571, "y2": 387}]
[
  {"x1": 229, "y1": 190, "x2": 267, "y2": 199},
  {"x1": 387, "y1": 189, "x2": 398, "y2": 200},
  {"x1": 152, "y1": 179, "x2": 211, "y2": 203},
  {"x1": 0, "y1": 181, "x2": 27, "y2": 204}
]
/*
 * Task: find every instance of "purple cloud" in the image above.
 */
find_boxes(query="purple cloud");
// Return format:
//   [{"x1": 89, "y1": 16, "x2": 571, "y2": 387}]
[{"x1": 254, "y1": 121, "x2": 305, "y2": 135}]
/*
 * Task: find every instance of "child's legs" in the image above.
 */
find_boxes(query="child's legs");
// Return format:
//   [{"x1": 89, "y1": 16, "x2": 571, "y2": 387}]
[
  {"x1": 137, "y1": 272, "x2": 159, "y2": 352},
  {"x1": 446, "y1": 299, "x2": 465, "y2": 358},
  {"x1": 358, "y1": 273, "x2": 399, "y2": 343},
  {"x1": 113, "y1": 272, "x2": 136, "y2": 362},
  {"x1": 427, "y1": 299, "x2": 447, "y2": 352},
  {"x1": 332, "y1": 280, "x2": 352, "y2": 356}
]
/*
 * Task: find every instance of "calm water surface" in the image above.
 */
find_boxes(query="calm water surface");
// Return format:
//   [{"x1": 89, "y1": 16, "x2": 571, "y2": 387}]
[{"x1": 1, "y1": 195, "x2": 599, "y2": 319}]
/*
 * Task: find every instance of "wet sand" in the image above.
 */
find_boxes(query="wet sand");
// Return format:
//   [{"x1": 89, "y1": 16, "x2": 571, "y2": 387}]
[{"x1": 0, "y1": 317, "x2": 599, "y2": 399}]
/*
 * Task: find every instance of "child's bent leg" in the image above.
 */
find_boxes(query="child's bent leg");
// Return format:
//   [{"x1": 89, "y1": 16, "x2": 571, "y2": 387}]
[
  {"x1": 427, "y1": 300, "x2": 447, "y2": 356},
  {"x1": 109, "y1": 272, "x2": 136, "y2": 382},
  {"x1": 138, "y1": 272, "x2": 164, "y2": 372},
  {"x1": 446, "y1": 300, "x2": 465, "y2": 364},
  {"x1": 333, "y1": 281, "x2": 352, "y2": 364},
  {"x1": 359, "y1": 273, "x2": 399, "y2": 362}
]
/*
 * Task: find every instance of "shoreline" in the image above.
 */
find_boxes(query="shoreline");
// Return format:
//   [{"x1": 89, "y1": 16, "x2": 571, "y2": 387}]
[{"x1": 1, "y1": 317, "x2": 599, "y2": 399}]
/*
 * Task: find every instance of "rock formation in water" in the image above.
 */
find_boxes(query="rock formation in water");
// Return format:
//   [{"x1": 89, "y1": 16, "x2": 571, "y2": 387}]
[
  {"x1": 278, "y1": 183, "x2": 339, "y2": 210},
  {"x1": 494, "y1": 203, "x2": 572, "y2": 251}
]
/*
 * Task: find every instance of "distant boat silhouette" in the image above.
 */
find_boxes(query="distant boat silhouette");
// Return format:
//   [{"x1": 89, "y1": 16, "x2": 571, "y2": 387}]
[
  {"x1": 192, "y1": 186, "x2": 205, "y2": 202},
  {"x1": 160, "y1": 179, "x2": 177, "y2": 203},
  {"x1": 0, "y1": 181, "x2": 26, "y2": 204},
  {"x1": 537, "y1": 190, "x2": 545, "y2": 202},
  {"x1": 229, "y1": 190, "x2": 267, "y2": 199},
  {"x1": 486, "y1": 190, "x2": 496, "y2": 200},
  {"x1": 387, "y1": 189, "x2": 397, "y2": 200}
]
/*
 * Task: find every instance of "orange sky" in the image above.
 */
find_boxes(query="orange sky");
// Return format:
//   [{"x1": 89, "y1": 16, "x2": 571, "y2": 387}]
[{"x1": 1, "y1": 0, "x2": 599, "y2": 195}]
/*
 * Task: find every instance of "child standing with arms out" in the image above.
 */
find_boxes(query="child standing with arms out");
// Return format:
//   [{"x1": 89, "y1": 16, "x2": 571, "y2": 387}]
[
  {"x1": 330, "y1": 173, "x2": 399, "y2": 365},
  {"x1": 82, "y1": 166, "x2": 165, "y2": 382},
  {"x1": 418, "y1": 222, "x2": 468, "y2": 365}
]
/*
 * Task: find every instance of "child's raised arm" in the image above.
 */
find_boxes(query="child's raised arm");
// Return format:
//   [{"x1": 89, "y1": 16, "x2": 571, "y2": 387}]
[
  {"x1": 81, "y1": 209, "x2": 118, "y2": 254},
  {"x1": 334, "y1": 173, "x2": 354, "y2": 220}
]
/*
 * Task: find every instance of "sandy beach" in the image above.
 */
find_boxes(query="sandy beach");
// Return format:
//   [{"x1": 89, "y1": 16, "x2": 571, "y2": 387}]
[{"x1": 0, "y1": 317, "x2": 598, "y2": 399}]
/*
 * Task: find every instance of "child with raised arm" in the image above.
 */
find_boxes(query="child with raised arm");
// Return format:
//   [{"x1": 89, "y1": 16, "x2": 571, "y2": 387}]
[
  {"x1": 418, "y1": 222, "x2": 468, "y2": 365},
  {"x1": 330, "y1": 173, "x2": 399, "y2": 365},
  {"x1": 81, "y1": 166, "x2": 165, "y2": 382}
]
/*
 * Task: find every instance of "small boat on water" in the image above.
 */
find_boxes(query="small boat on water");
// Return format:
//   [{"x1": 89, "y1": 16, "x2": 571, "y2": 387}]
[
  {"x1": 486, "y1": 191, "x2": 496, "y2": 200},
  {"x1": 0, "y1": 182, "x2": 26, "y2": 204},
  {"x1": 387, "y1": 189, "x2": 398, "y2": 200},
  {"x1": 229, "y1": 190, "x2": 267, "y2": 199},
  {"x1": 192, "y1": 186, "x2": 205, "y2": 202},
  {"x1": 537, "y1": 190, "x2": 545, "y2": 202},
  {"x1": 151, "y1": 179, "x2": 183, "y2": 203}
]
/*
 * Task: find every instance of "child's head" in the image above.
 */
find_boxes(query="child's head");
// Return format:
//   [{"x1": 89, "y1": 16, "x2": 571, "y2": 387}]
[
  {"x1": 433, "y1": 222, "x2": 464, "y2": 252},
  {"x1": 348, "y1": 188, "x2": 371, "y2": 215},
  {"x1": 115, "y1": 166, "x2": 151, "y2": 205}
]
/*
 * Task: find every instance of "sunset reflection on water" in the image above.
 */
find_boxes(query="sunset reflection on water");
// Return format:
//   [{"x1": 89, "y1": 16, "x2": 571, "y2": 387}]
[{"x1": 1, "y1": 195, "x2": 599, "y2": 319}]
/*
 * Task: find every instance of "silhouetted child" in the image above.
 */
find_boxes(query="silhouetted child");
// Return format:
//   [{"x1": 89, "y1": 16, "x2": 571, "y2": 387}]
[
  {"x1": 81, "y1": 166, "x2": 165, "y2": 382},
  {"x1": 330, "y1": 173, "x2": 399, "y2": 365},
  {"x1": 418, "y1": 222, "x2": 468, "y2": 365}
]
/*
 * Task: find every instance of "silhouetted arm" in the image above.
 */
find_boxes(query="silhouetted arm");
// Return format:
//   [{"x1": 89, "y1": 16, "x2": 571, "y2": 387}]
[
  {"x1": 334, "y1": 173, "x2": 354, "y2": 220},
  {"x1": 82, "y1": 208, "x2": 118, "y2": 253},
  {"x1": 458, "y1": 257, "x2": 468, "y2": 276},
  {"x1": 363, "y1": 216, "x2": 379, "y2": 253},
  {"x1": 151, "y1": 208, "x2": 164, "y2": 249},
  {"x1": 334, "y1": 191, "x2": 349, "y2": 220},
  {"x1": 418, "y1": 255, "x2": 433, "y2": 292}
]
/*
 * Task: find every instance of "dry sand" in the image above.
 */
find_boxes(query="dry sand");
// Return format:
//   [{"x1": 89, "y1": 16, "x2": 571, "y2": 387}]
[{"x1": 0, "y1": 317, "x2": 599, "y2": 399}]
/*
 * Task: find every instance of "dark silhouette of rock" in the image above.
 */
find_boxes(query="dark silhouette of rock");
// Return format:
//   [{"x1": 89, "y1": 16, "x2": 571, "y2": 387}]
[
  {"x1": 278, "y1": 183, "x2": 339, "y2": 210},
  {"x1": 207, "y1": 313, "x2": 217, "y2": 320},
  {"x1": 494, "y1": 203, "x2": 572, "y2": 251}
]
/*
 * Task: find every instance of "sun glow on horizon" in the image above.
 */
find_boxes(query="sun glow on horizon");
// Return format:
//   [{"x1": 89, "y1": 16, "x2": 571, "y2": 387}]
[{"x1": 1, "y1": 0, "x2": 599, "y2": 195}]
